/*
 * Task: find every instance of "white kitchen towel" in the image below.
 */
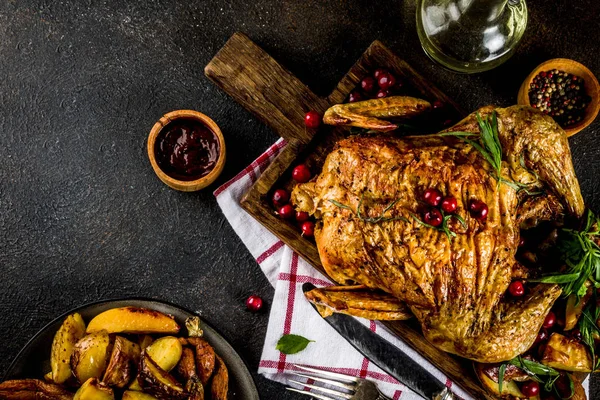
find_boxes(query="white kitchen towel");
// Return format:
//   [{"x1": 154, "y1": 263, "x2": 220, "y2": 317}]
[{"x1": 214, "y1": 138, "x2": 588, "y2": 399}]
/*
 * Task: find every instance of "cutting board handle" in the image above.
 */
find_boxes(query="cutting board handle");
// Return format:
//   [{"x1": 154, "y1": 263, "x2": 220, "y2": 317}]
[{"x1": 205, "y1": 32, "x2": 328, "y2": 144}]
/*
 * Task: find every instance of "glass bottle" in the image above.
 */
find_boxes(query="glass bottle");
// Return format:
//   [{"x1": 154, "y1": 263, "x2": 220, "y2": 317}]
[{"x1": 416, "y1": 0, "x2": 527, "y2": 73}]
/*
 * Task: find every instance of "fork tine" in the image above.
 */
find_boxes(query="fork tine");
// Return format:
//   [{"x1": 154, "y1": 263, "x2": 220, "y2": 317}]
[
  {"x1": 289, "y1": 371, "x2": 356, "y2": 391},
  {"x1": 288, "y1": 379, "x2": 353, "y2": 400},
  {"x1": 294, "y1": 364, "x2": 360, "y2": 382},
  {"x1": 286, "y1": 387, "x2": 337, "y2": 400}
]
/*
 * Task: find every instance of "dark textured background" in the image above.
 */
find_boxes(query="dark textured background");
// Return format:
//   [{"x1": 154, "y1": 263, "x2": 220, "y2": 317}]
[{"x1": 0, "y1": 1, "x2": 599, "y2": 399}]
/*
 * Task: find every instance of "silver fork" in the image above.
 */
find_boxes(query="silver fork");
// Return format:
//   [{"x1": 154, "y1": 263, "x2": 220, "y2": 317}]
[{"x1": 285, "y1": 364, "x2": 392, "y2": 400}]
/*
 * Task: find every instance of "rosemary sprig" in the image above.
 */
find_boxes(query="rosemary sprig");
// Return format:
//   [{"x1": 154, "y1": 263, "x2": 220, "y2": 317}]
[
  {"x1": 438, "y1": 112, "x2": 538, "y2": 193},
  {"x1": 531, "y1": 209, "x2": 600, "y2": 300},
  {"x1": 329, "y1": 194, "x2": 409, "y2": 224},
  {"x1": 410, "y1": 211, "x2": 466, "y2": 241}
]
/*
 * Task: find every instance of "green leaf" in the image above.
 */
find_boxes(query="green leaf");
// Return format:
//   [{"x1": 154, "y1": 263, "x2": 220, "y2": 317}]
[
  {"x1": 276, "y1": 334, "x2": 314, "y2": 355},
  {"x1": 508, "y1": 356, "x2": 559, "y2": 377},
  {"x1": 529, "y1": 273, "x2": 580, "y2": 284},
  {"x1": 498, "y1": 364, "x2": 507, "y2": 394},
  {"x1": 329, "y1": 200, "x2": 353, "y2": 211}
]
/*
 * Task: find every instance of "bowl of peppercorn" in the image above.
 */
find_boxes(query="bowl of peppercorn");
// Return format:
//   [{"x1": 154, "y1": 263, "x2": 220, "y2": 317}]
[
  {"x1": 518, "y1": 58, "x2": 599, "y2": 137},
  {"x1": 147, "y1": 109, "x2": 226, "y2": 191}
]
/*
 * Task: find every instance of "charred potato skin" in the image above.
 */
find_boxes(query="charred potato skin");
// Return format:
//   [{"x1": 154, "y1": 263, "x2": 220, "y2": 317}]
[
  {"x1": 211, "y1": 355, "x2": 229, "y2": 400},
  {"x1": 0, "y1": 379, "x2": 74, "y2": 400},
  {"x1": 102, "y1": 336, "x2": 141, "y2": 388},
  {"x1": 86, "y1": 307, "x2": 180, "y2": 335},
  {"x1": 70, "y1": 331, "x2": 111, "y2": 384},
  {"x1": 177, "y1": 347, "x2": 198, "y2": 381},
  {"x1": 51, "y1": 313, "x2": 87, "y2": 384},
  {"x1": 138, "y1": 351, "x2": 187, "y2": 399},
  {"x1": 181, "y1": 338, "x2": 215, "y2": 386},
  {"x1": 73, "y1": 378, "x2": 114, "y2": 400},
  {"x1": 186, "y1": 376, "x2": 205, "y2": 400}
]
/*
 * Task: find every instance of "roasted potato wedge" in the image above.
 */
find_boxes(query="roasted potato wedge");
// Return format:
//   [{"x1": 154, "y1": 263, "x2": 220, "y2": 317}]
[
  {"x1": 74, "y1": 378, "x2": 114, "y2": 400},
  {"x1": 0, "y1": 379, "x2": 74, "y2": 399},
  {"x1": 474, "y1": 363, "x2": 538, "y2": 399},
  {"x1": 541, "y1": 333, "x2": 592, "y2": 372},
  {"x1": 71, "y1": 331, "x2": 111, "y2": 384},
  {"x1": 181, "y1": 337, "x2": 215, "y2": 385},
  {"x1": 211, "y1": 355, "x2": 228, "y2": 400},
  {"x1": 177, "y1": 347, "x2": 197, "y2": 381},
  {"x1": 186, "y1": 376, "x2": 205, "y2": 400},
  {"x1": 146, "y1": 336, "x2": 183, "y2": 373},
  {"x1": 565, "y1": 282, "x2": 592, "y2": 330},
  {"x1": 86, "y1": 307, "x2": 180, "y2": 335},
  {"x1": 138, "y1": 335, "x2": 154, "y2": 351},
  {"x1": 51, "y1": 313, "x2": 86, "y2": 384},
  {"x1": 103, "y1": 336, "x2": 141, "y2": 388},
  {"x1": 122, "y1": 390, "x2": 158, "y2": 400},
  {"x1": 138, "y1": 351, "x2": 187, "y2": 399}
]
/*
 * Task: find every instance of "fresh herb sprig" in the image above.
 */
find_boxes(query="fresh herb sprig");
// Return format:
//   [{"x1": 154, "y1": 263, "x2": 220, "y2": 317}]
[
  {"x1": 276, "y1": 334, "x2": 314, "y2": 355},
  {"x1": 410, "y1": 212, "x2": 466, "y2": 241},
  {"x1": 438, "y1": 112, "x2": 535, "y2": 192},
  {"x1": 532, "y1": 209, "x2": 600, "y2": 300},
  {"x1": 329, "y1": 193, "x2": 409, "y2": 224},
  {"x1": 498, "y1": 356, "x2": 573, "y2": 398}
]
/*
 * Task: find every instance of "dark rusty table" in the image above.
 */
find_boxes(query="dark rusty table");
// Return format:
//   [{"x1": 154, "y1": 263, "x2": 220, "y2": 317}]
[{"x1": 0, "y1": 1, "x2": 598, "y2": 398}]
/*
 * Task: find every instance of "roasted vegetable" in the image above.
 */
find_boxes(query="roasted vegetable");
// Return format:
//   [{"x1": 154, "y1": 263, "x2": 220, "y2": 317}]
[
  {"x1": 73, "y1": 378, "x2": 114, "y2": 400},
  {"x1": 0, "y1": 379, "x2": 74, "y2": 399},
  {"x1": 323, "y1": 96, "x2": 431, "y2": 132},
  {"x1": 474, "y1": 363, "x2": 537, "y2": 399},
  {"x1": 146, "y1": 336, "x2": 182, "y2": 373},
  {"x1": 71, "y1": 331, "x2": 111, "y2": 384},
  {"x1": 181, "y1": 337, "x2": 215, "y2": 385},
  {"x1": 139, "y1": 335, "x2": 154, "y2": 351},
  {"x1": 186, "y1": 376, "x2": 204, "y2": 400},
  {"x1": 185, "y1": 317, "x2": 203, "y2": 338},
  {"x1": 122, "y1": 390, "x2": 158, "y2": 400},
  {"x1": 565, "y1": 282, "x2": 593, "y2": 330},
  {"x1": 138, "y1": 351, "x2": 186, "y2": 399},
  {"x1": 51, "y1": 313, "x2": 86, "y2": 384},
  {"x1": 541, "y1": 333, "x2": 592, "y2": 372},
  {"x1": 210, "y1": 355, "x2": 228, "y2": 400},
  {"x1": 86, "y1": 307, "x2": 180, "y2": 335},
  {"x1": 102, "y1": 336, "x2": 141, "y2": 388},
  {"x1": 177, "y1": 347, "x2": 197, "y2": 381}
]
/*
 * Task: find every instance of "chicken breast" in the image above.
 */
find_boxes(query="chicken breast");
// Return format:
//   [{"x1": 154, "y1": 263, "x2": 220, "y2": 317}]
[{"x1": 294, "y1": 105, "x2": 584, "y2": 363}]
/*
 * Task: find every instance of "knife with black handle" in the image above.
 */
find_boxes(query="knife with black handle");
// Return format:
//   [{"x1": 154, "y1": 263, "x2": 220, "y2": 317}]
[{"x1": 302, "y1": 283, "x2": 455, "y2": 400}]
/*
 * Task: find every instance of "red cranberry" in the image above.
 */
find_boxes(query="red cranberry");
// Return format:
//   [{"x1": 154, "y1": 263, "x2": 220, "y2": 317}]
[
  {"x1": 272, "y1": 189, "x2": 290, "y2": 208},
  {"x1": 554, "y1": 374, "x2": 573, "y2": 399},
  {"x1": 433, "y1": 100, "x2": 444, "y2": 109},
  {"x1": 304, "y1": 111, "x2": 321, "y2": 129},
  {"x1": 441, "y1": 197, "x2": 458, "y2": 213},
  {"x1": 424, "y1": 208, "x2": 443, "y2": 227},
  {"x1": 469, "y1": 200, "x2": 489, "y2": 221},
  {"x1": 349, "y1": 91, "x2": 362, "y2": 103},
  {"x1": 378, "y1": 73, "x2": 396, "y2": 90},
  {"x1": 361, "y1": 76, "x2": 376, "y2": 93},
  {"x1": 542, "y1": 311, "x2": 556, "y2": 329},
  {"x1": 278, "y1": 204, "x2": 295, "y2": 220},
  {"x1": 520, "y1": 381, "x2": 539, "y2": 398},
  {"x1": 301, "y1": 221, "x2": 315, "y2": 237},
  {"x1": 508, "y1": 280, "x2": 525, "y2": 297},
  {"x1": 374, "y1": 68, "x2": 388, "y2": 79},
  {"x1": 570, "y1": 329, "x2": 582, "y2": 341},
  {"x1": 292, "y1": 164, "x2": 312, "y2": 183},
  {"x1": 296, "y1": 211, "x2": 310, "y2": 222},
  {"x1": 245, "y1": 295, "x2": 263, "y2": 312},
  {"x1": 534, "y1": 329, "x2": 548, "y2": 345},
  {"x1": 423, "y1": 188, "x2": 443, "y2": 207},
  {"x1": 376, "y1": 89, "x2": 389, "y2": 98}
]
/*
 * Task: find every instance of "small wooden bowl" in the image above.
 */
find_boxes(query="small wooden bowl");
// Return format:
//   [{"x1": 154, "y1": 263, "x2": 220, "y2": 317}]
[
  {"x1": 517, "y1": 58, "x2": 600, "y2": 137},
  {"x1": 147, "y1": 110, "x2": 226, "y2": 191}
]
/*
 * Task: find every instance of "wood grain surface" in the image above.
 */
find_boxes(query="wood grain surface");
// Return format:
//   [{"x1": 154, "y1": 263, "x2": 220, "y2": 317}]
[{"x1": 205, "y1": 32, "x2": 496, "y2": 399}]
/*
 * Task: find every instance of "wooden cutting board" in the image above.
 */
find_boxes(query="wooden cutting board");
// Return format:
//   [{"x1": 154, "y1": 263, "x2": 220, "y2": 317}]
[{"x1": 206, "y1": 32, "x2": 494, "y2": 399}]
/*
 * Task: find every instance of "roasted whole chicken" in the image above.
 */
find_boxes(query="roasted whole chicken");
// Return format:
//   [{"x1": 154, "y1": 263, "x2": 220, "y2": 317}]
[{"x1": 294, "y1": 105, "x2": 585, "y2": 364}]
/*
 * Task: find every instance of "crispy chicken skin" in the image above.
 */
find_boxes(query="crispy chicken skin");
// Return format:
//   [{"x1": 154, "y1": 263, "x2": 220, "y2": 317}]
[{"x1": 294, "y1": 106, "x2": 584, "y2": 363}]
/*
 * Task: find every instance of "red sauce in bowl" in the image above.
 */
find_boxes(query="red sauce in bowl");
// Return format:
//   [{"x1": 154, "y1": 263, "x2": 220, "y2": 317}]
[{"x1": 155, "y1": 118, "x2": 220, "y2": 181}]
